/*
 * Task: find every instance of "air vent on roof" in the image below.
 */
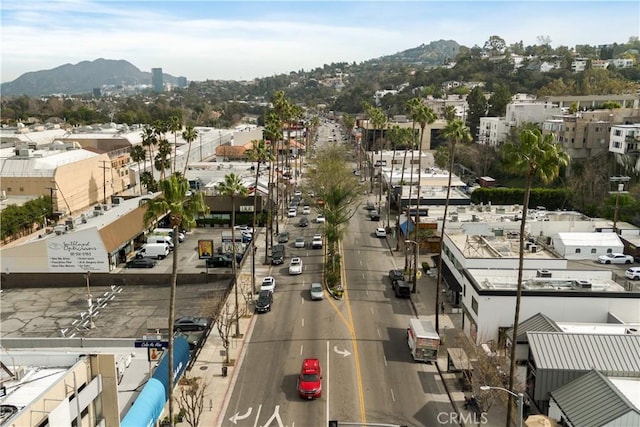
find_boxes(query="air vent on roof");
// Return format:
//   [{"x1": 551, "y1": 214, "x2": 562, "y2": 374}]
[
  {"x1": 537, "y1": 269, "x2": 552, "y2": 278},
  {"x1": 112, "y1": 197, "x2": 124, "y2": 205},
  {"x1": 530, "y1": 245, "x2": 538, "y2": 253},
  {"x1": 65, "y1": 218, "x2": 74, "y2": 230},
  {"x1": 575, "y1": 280, "x2": 592, "y2": 289},
  {"x1": 625, "y1": 328, "x2": 639, "y2": 335}
]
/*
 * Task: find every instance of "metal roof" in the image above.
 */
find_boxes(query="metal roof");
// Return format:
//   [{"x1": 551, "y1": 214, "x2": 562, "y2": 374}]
[
  {"x1": 550, "y1": 370, "x2": 640, "y2": 427},
  {"x1": 554, "y1": 232, "x2": 623, "y2": 246},
  {"x1": 506, "y1": 312, "x2": 561, "y2": 343},
  {"x1": 527, "y1": 332, "x2": 640, "y2": 375}
]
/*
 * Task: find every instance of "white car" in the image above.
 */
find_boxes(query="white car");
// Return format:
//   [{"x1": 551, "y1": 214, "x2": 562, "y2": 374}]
[
  {"x1": 289, "y1": 257, "x2": 303, "y2": 275},
  {"x1": 294, "y1": 190, "x2": 302, "y2": 197},
  {"x1": 316, "y1": 214, "x2": 325, "y2": 223},
  {"x1": 295, "y1": 237, "x2": 305, "y2": 248},
  {"x1": 625, "y1": 267, "x2": 640, "y2": 280},
  {"x1": 287, "y1": 208, "x2": 297, "y2": 218},
  {"x1": 302, "y1": 206, "x2": 311, "y2": 215},
  {"x1": 310, "y1": 282, "x2": 324, "y2": 300},
  {"x1": 375, "y1": 227, "x2": 387, "y2": 238},
  {"x1": 597, "y1": 253, "x2": 633, "y2": 264},
  {"x1": 312, "y1": 234, "x2": 323, "y2": 249},
  {"x1": 260, "y1": 276, "x2": 276, "y2": 292}
]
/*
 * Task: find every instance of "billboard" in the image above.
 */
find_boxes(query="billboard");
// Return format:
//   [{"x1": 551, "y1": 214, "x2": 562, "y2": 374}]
[{"x1": 198, "y1": 239, "x2": 213, "y2": 259}]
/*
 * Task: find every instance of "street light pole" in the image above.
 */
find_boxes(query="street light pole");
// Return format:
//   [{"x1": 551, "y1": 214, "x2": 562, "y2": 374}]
[{"x1": 480, "y1": 385, "x2": 523, "y2": 427}]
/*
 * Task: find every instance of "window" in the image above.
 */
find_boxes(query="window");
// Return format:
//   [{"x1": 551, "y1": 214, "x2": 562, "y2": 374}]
[
  {"x1": 591, "y1": 248, "x2": 596, "y2": 253},
  {"x1": 607, "y1": 248, "x2": 613, "y2": 253},
  {"x1": 575, "y1": 248, "x2": 581, "y2": 253},
  {"x1": 471, "y1": 297, "x2": 478, "y2": 314}
]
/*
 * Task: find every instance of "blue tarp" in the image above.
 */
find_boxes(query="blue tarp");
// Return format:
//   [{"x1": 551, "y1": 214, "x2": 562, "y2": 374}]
[
  {"x1": 399, "y1": 219, "x2": 414, "y2": 237},
  {"x1": 120, "y1": 337, "x2": 191, "y2": 427}
]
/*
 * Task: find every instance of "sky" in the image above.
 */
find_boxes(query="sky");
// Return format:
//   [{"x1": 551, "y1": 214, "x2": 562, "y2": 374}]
[{"x1": 1, "y1": 0, "x2": 639, "y2": 84}]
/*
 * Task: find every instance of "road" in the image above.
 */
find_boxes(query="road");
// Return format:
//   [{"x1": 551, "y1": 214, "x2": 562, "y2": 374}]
[{"x1": 221, "y1": 122, "x2": 455, "y2": 427}]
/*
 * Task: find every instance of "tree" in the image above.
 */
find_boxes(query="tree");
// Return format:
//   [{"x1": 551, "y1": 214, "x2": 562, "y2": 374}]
[
  {"x1": 176, "y1": 374, "x2": 208, "y2": 427},
  {"x1": 246, "y1": 139, "x2": 275, "y2": 293},
  {"x1": 263, "y1": 112, "x2": 283, "y2": 254},
  {"x1": 406, "y1": 99, "x2": 436, "y2": 246},
  {"x1": 483, "y1": 35, "x2": 506, "y2": 55},
  {"x1": 501, "y1": 129, "x2": 569, "y2": 426},
  {"x1": 443, "y1": 105, "x2": 457, "y2": 122},
  {"x1": 436, "y1": 119, "x2": 472, "y2": 328},
  {"x1": 215, "y1": 173, "x2": 249, "y2": 338},
  {"x1": 487, "y1": 83, "x2": 512, "y2": 117},
  {"x1": 466, "y1": 86, "x2": 487, "y2": 139},
  {"x1": 142, "y1": 175, "x2": 207, "y2": 427},
  {"x1": 169, "y1": 116, "x2": 182, "y2": 174},
  {"x1": 181, "y1": 124, "x2": 198, "y2": 176},
  {"x1": 129, "y1": 144, "x2": 147, "y2": 195},
  {"x1": 141, "y1": 125, "x2": 158, "y2": 184}
]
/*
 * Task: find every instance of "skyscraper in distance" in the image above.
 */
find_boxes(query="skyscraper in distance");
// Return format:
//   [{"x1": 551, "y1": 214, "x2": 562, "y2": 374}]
[{"x1": 151, "y1": 68, "x2": 163, "y2": 92}]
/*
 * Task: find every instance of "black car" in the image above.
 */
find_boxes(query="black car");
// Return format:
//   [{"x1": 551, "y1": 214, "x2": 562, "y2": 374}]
[
  {"x1": 173, "y1": 316, "x2": 211, "y2": 332},
  {"x1": 255, "y1": 290, "x2": 274, "y2": 313},
  {"x1": 393, "y1": 280, "x2": 411, "y2": 298},
  {"x1": 271, "y1": 244, "x2": 285, "y2": 265},
  {"x1": 206, "y1": 254, "x2": 233, "y2": 268},
  {"x1": 278, "y1": 232, "x2": 289, "y2": 243},
  {"x1": 298, "y1": 217, "x2": 309, "y2": 227},
  {"x1": 125, "y1": 258, "x2": 156, "y2": 268},
  {"x1": 389, "y1": 269, "x2": 405, "y2": 284}
]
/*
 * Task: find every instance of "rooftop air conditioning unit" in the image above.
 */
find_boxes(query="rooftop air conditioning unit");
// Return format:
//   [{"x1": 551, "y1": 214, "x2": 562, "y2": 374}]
[
  {"x1": 451, "y1": 214, "x2": 458, "y2": 222},
  {"x1": 65, "y1": 218, "x2": 74, "y2": 230},
  {"x1": 102, "y1": 204, "x2": 110, "y2": 211},
  {"x1": 575, "y1": 279, "x2": 592, "y2": 289},
  {"x1": 530, "y1": 244, "x2": 538, "y2": 253},
  {"x1": 54, "y1": 225, "x2": 67, "y2": 235},
  {"x1": 112, "y1": 197, "x2": 124, "y2": 205},
  {"x1": 537, "y1": 269, "x2": 552, "y2": 278},
  {"x1": 625, "y1": 328, "x2": 639, "y2": 335}
]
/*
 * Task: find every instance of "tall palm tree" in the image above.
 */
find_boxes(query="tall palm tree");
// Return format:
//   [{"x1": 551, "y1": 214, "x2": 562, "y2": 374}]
[
  {"x1": 215, "y1": 173, "x2": 249, "y2": 337},
  {"x1": 435, "y1": 119, "x2": 472, "y2": 314},
  {"x1": 409, "y1": 100, "x2": 437, "y2": 239},
  {"x1": 155, "y1": 138, "x2": 172, "y2": 181},
  {"x1": 141, "y1": 125, "x2": 158, "y2": 183},
  {"x1": 246, "y1": 139, "x2": 275, "y2": 294},
  {"x1": 181, "y1": 124, "x2": 198, "y2": 177},
  {"x1": 404, "y1": 98, "x2": 422, "y2": 266},
  {"x1": 169, "y1": 116, "x2": 182, "y2": 174},
  {"x1": 502, "y1": 129, "x2": 569, "y2": 426},
  {"x1": 129, "y1": 144, "x2": 146, "y2": 195},
  {"x1": 370, "y1": 107, "x2": 388, "y2": 205},
  {"x1": 443, "y1": 105, "x2": 457, "y2": 122},
  {"x1": 263, "y1": 112, "x2": 283, "y2": 252},
  {"x1": 142, "y1": 175, "x2": 207, "y2": 427}
]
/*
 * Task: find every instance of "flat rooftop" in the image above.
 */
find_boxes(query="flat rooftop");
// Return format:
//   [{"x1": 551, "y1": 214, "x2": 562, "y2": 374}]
[
  {"x1": 448, "y1": 232, "x2": 557, "y2": 260},
  {"x1": 469, "y1": 268, "x2": 626, "y2": 292}
]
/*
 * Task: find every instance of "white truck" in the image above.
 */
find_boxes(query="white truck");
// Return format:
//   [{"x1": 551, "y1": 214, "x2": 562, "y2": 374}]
[
  {"x1": 407, "y1": 319, "x2": 440, "y2": 362},
  {"x1": 135, "y1": 243, "x2": 170, "y2": 260}
]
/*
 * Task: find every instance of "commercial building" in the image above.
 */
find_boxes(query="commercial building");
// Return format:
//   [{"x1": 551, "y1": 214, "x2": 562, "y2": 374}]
[{"x1": 151, "y1": 68, "x2": 163, "y2": 92}]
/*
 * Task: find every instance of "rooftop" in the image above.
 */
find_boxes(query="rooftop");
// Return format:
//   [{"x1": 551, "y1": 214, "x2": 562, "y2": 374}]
[{"x1": 469, "y1": 268, "x2": 625, "y2": 292}]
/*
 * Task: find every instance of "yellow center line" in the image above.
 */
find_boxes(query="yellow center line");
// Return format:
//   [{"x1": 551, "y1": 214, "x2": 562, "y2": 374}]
[{"x1": 324, "y1": 240, "x2": 367, "y2": 424}]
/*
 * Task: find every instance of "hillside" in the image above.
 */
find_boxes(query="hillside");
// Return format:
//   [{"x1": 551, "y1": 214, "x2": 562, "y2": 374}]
[{"x1": 0, "y1": 58, "x2": 179, "y2": 97}]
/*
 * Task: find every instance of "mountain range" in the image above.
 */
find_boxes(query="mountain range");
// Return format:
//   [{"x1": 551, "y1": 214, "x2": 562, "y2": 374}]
[
  {"x1": 0, "y1": 40, "x2": 459, "y2": 97},
  {"x1": 0, "y1": 58, "x2": 180, "y2": 97}
]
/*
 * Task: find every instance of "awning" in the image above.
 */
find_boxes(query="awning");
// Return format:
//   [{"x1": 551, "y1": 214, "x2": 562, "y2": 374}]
[{"x1": 442, "y1": 262, "x2": 462, "y2": 293}]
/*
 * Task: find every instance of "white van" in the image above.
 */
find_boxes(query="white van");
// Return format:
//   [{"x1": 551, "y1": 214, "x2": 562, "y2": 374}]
[
  {"x1": 135, "y1": 243, "x2": 170, "y2": 260},
  {"x1": 149, "y1": 235, "x2": 174, "y2": 250}
]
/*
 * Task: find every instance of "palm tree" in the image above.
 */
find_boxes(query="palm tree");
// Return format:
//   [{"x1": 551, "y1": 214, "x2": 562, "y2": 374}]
[
  {"x1": 370, "y1": 107, "x2": 388, "y2": 205},
  {"x1": 142, "y1": 175, "x2": 207, "y2": 427},
  {"x1": 263, "y1": 112, "x2": 283, "y2": 253},
  {"x1": 141, "y1": 125, "x2": 158, "y2": 183},
  {"x1": 245, "y1": 139, "x2": 275, "y2": 294},
  {"x1": 155, "y1": 138, "x2": 172, "y2": 181},
  {"x1": 443, "y1": 105, "x2": 457, "y2": 122},
  {"x1": 408, "y1": 100, "x2": 437, "y2": 239},
  {"x1": 215, "y1": 173, "x2": 249, "y2": 338},
  {"x1": 169, "y1": 116, "x2": 182, "y2": 174},
  {"x1": 502, "y1": 129, "x2": 569, "y2": 426},
  {"x1": 435, "y1": 119, "x2": 472, "y2": 313},
  {"x1": 129, "y1": 145, "x2": 146, "y2": 195},
  {"x1": 181, "y1": 124, "x2": 198, "y2": 176}
]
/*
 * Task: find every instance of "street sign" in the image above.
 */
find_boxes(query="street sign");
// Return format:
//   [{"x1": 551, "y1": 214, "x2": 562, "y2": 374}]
[
  {"x1": 135, "y1": 340, "x2": 169, "y2": 348},
  {"x1": 143, "y1": 334, "x2": 162, "y2": 341}
]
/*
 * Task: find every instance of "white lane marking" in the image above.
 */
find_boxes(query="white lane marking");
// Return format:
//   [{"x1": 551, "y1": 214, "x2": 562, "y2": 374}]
[
  {"x1": 300, "y1": 345, "x2": 303, "y2": 356},
  {"x1": 391, "y1": 388, "x2": 395, "y2": 402},
  {"x1": 259, "y1": 404, "x2": 285, "y2": 427},
  {"x1": 253, "y1": 404, "x2": 262, "y2": 427},
  {"x1": 370, "y1": 307, "x2": 374, "y2": 315},
  {"x1": 228, "y1": 407, "x2": 252, "y2": 424},
  {"x1": 301, "y1": 317, "x2": 305, "y2": 328},
  {"x1": 377, "y1": 328, "x2": 381, "y2": 338},
  {"x1": 333, "y1": 346, "x2": 352, "y2": 358},
  {"x1": 383, "y1": 354, "x2": 388, "y2": 367},
  {"x1": 326, "y1": 340, "x2": 330, "y2": 425}
]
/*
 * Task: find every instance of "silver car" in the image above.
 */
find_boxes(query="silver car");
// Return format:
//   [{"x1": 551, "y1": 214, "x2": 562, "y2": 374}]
[{"x1": 310, "y1": 282, "x2": 324, "y2": 300}]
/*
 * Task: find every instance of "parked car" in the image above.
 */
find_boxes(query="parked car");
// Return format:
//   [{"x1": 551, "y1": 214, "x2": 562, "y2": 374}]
[
  {"x1": 255, "y1": 290, "x2": 274, "y2": 313},
  {"x1": 598, "y1": 253, "x2": 633, "y2": 264},
  {"x1": 315, "y1": 214, "x2": 326, "y2": 224},
  {"x1": 310, "y1": 282, "x2": 324, "y2": 300},
  {"x1": 369, "y1": 210, "x2": 381, "y2": 221},
  {"x1": 298, "y1": 217, "x2": 309, "y2": 227},
  {"x1": 389, "y1": 269, "x2": 405, "y2": 284},
  {"x1": 298, "y1": 358, "x2": 322, "y2": 399},
  {"x1": 302, "y1": 205, "x2": 311, "y2": 215},
  {"x1": 375, "y1": 227, "x2": 387, "y2": 238},
  {"x1": 278, "y1": 232, "x2": 290, "y2": 243},
  {"x1": 295, "y1": 237, "x2": 306, "y2": 248},
  {"x1": 173, "y1": 316, "x2": 211, "y2": 332},
  {"x1": 287, "y1": 208, "x2": 297, "y2": 218},
  {"x1": 289, "y1": 257, "x2": 303, "y2": 275},
  {"x1": 125, "y1": 258, "x2": 156, "y2": 269},
  {"x1": 625, "y1": 267, "x2": 640, "y2": 280},
  {"x1": 206, "y1": 254, "x2": 233, "y2": 268},
  {"x1": 261, "y1": 276, "x2": 276, "y2": 292},
  {"x1": 392, "y1": 279, "x2": 411, "y2": 298},
  {"x1": 365, "y1": 201, "x2": 375, "y2": 210}
]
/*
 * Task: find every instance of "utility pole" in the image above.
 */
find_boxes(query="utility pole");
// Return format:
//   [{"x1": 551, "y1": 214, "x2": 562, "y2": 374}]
[
  {"x1": 45, "y1": 186, "x2": 56, "y2": 217},
  {"x1": 610, "y1": 176, "x2": 630, "y2": 232},
  {"x1": 98, "y1": 160, "x2": 110, "y2": 205}
]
